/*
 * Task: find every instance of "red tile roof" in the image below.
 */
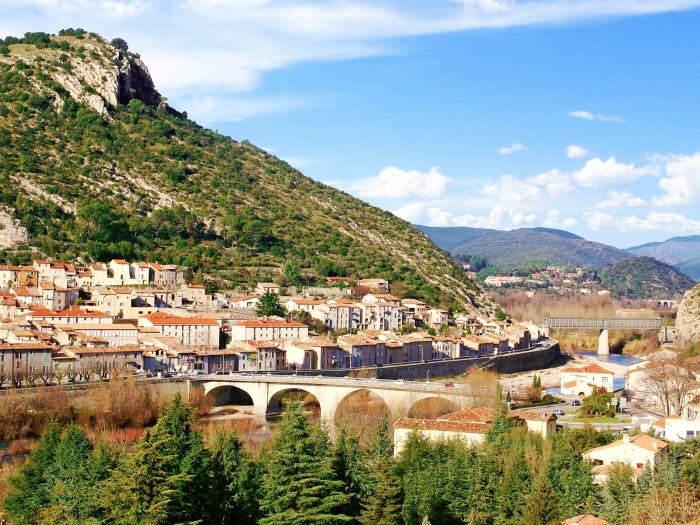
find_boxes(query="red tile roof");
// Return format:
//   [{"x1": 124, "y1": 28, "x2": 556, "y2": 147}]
[
  {"x1": 394, "y1": 417, "x2": 490, "y2": 433},
  {"x1": 561, "y1": 364, "x2": 614, "y2": 375},
  {"x1": 586, "y1": 434, "x2": 668, "y2": 454},
  {"x1": 562, "y1": 515, "x2": 609, "y2": 525}
]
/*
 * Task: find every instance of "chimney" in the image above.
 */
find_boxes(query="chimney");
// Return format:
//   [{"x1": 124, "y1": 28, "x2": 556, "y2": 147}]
[{"x1": 623, "y1": 434, "x2": 630, "y2": 444}]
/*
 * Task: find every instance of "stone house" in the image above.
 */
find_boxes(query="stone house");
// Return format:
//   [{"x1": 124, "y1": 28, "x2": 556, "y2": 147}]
[{"x1": 560, "y1": 364, "x2": 614, "y2": 396}]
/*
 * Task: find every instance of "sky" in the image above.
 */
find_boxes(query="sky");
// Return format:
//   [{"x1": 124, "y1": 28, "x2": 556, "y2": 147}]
[{"x1": 3, "y1": 0, "x2": 700, "y2": 249}]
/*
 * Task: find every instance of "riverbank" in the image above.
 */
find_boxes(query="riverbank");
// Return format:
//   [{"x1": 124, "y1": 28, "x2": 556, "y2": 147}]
[{"x1": 499, "y1": 351, "x2": 630, "y2": 392}]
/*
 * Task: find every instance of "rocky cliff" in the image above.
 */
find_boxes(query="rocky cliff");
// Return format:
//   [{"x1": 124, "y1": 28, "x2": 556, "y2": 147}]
[{"x1": 677, "y1": 283, "x2": 700, "y2": 344}]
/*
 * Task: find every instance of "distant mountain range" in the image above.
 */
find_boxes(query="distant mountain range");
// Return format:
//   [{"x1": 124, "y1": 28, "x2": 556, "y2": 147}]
[
  {"x1": 627, "y1": 236, "x2": 700, "y2": 280},
  {"x1": 416, "y1": 226, "x2": 631, "y2": 270}
]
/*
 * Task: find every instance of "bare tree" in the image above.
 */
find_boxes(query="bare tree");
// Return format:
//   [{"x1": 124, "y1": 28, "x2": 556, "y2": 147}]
[{"x1": 641, "y1": 357, "x2": 700, "y2": 416}]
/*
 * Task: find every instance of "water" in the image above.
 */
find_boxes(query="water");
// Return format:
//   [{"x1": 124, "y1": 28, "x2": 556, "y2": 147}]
[{"x1": 572, "y1": 351, "x2": 640, "y2": 366}]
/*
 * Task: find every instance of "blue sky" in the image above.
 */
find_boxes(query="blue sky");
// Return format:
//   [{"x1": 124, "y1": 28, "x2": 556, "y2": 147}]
[{"x1": 3, "y1": 1, "x2": 700, "y2": 248}]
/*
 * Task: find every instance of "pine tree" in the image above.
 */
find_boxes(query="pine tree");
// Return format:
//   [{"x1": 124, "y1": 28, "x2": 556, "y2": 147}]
[
  {"x1": 487, "y1": 384, "x2": 513, "y2": 444},
  {"x1": 520, "y1": 476, "x2": 560, "y2": 525},
  {"x1": 256, "y1": 292, "x2": 286, "y2": 317},
  {"x1": 3, "y1": 424, "x2": 61, "y2": 525},
  {"x1": 260, "y1": 402, "x2": 353, "y2": 525}
]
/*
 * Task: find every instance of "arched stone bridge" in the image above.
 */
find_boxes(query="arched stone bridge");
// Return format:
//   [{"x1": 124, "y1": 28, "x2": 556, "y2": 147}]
[{"x1": 190, "y1": 375, "x2": 480, "y2": 420}]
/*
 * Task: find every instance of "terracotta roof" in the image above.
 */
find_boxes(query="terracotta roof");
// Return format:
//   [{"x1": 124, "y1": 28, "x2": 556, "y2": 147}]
[
  {"x1": 561, "y1": 364, "x2": 614, "y2": 375},
  {"x1": 562, "y1": 514, "x2": 609, "y2": 525},
  {"x1": 586, "y1": 434, "x2": 668, "y2": 455},
  {"x1": 287, "y1": 300, "x2": 323, "y2": 305},
  {"x1": 0, "y1": 342, "x2": 54, "y2": 350},
  {"x1": 91, "y1": 263, "x2": 106, "y2": 271},
  {"x1": 232, "y1": 295, "x2": 257, "y2": 302},
  {"x1": 236, "y1": 319, "x2": 306, "y2": 328},
  {"x1": 440, "y1": 406, "x2": 495, "y2": 423},
  {"x1": 257, "y1": 282, "x2": 278, "y2": 288},
  {"x1": 112, "y1": 259, "x2": 129, "y2": 264},
  {"x1": 511, "y1": 410, "x2": 556, "y2": 421},
  {"x1": 111, "y1": 288, "x2": 132, "y2": 294},
  {"x1": 133, "y1": 262, "x2": 150, "y2": 268},
  {"x1": 148, "y1": 263, "x2": 166, "y2": 271},
  {"x1": 187, "y1": 284, "x2": 205, "y2": 289},
  {"x1": 651, "y1": 415, "x2": 682, "y2": 429}
]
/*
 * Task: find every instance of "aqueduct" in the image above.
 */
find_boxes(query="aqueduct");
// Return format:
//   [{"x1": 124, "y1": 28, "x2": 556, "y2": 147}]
[{"x1": 191, "y1": 375, "x2": 477, "y2": 420}]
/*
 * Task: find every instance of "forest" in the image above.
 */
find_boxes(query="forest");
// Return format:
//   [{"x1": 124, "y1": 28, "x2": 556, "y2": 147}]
[{"x1": 2, "y1": 393, "x2": 699, "y2": 525}]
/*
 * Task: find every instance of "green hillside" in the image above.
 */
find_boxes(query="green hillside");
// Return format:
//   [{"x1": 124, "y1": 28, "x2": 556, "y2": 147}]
[
  {"x1": 441, "y1": 228, "x2": 629, "y2": 269},
  {"x1": 0, "y1": 31, "x2": 488, "y2": 311},
  {"x1": 599, "y1": 256, "x2": 696, "y2": 299},
  {"x1": 627, "y1": 235, "x2": 700, "y2": 279}
]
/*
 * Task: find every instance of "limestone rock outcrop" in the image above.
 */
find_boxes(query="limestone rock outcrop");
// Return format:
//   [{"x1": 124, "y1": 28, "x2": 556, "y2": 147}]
[
  {"x1": 0, "y1": 209, "x2": 28, "y2": 248},
  {"x1": 676, "y1": 283, "x2": 700, "y2": 344}
]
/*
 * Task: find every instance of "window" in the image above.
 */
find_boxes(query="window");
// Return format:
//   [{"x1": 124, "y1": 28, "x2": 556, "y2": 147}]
[
  {"x1": 602, "y1": 377, "x2": 608, "y2": 383},
  {"x1": 687, "y1": 431, "x2": 695, "y2": 438}
]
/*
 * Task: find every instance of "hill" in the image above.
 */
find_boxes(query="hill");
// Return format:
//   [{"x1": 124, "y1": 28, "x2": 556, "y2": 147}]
[
  {"x1": 627, "y1": 235, "x2": 700, "y2": 280},
  {"x1": 413, "y1": 225, "x2": 497, "y2": 252},
  {"x1": 598, "y1": 257, "x2": 696, "y2": 299},
  {"x1": 0, "y1": 31, "x2": 489, "y2": 312},
  {"x1": 420, "y1": 226, "x2": 631, "y2": 269}
]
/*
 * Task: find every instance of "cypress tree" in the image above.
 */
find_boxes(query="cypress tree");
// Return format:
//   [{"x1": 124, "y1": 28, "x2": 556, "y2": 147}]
[
  {"x1": 358, "y1": 458, "x2": 402, "y2": 525},
  {"x1": 3, "y1": 423, "x2": 61, "y2": 524},
  {"x1": 494, "y1": 441, "x2": 532, "y2": 524},
  {"x1": 260, "y1": 402, "x2": 353, "y2": 525},
  {"x1": 520, "y1": 476, "x2": 560, "y2": 525}
]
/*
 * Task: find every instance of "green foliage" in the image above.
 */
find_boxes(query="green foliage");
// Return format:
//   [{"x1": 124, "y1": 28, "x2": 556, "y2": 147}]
[
  {"x1": 599, "y1": 256, "x2": 696, "y2": 299},
  {"x1": 260, "y1": 402, "x2": 352, "y2": 525},
  {"x1": 255, "y1": 292, "x2": 286, "y2": 317},
  {"x1": 494, "y1": 308, "x2": 506, "y2": 321},
  {"x1": 580, "y1": 388, "x2": 615, "y2": 417},
  {"x1": 0, "y1": 38, "x2": 482, "y2": 310},
  {"x1": 520, "y1": 476, "x2": 560, "y2": 525}
]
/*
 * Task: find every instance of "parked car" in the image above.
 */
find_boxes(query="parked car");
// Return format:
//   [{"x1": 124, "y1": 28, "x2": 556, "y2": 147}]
[
  {"x1": 161, "y1": 373, "x2": 173, "y2": 379},
  {"x1": 552, "y1": 409, "x2": 566, "y2": 417},
  {"x1": 444, "y1": 382, "x2": 455, "y2": 388},
  {"x1": 571, "y1": 400, "x2": 581, "y2": 407},
  {"x1": 395, "y1": 379, "x2": 405, "y2": 384}
]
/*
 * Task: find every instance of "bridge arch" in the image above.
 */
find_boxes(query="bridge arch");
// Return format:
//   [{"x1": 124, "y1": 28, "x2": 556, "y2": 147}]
[
  {"x1": 267, "y1": 387, "x2": 321, "y2": 417},
  {"x1": 206, "y1": 385, "x2": 254, "y2": 407},
  {"x1": 407, "y1": 397, "x2": 460, "y2": 419},
  {"x1": 334, "y1": 389, "x2": 390, "y2": 439}
]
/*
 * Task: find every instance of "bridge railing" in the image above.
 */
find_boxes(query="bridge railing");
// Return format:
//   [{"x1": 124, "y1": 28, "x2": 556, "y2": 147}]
[
  {"x1": 193, "y1": 374, "x2": 483, "y2": 394},
  {"x1": 542, "y1": 317, "x2": 663, "y2": 330}
]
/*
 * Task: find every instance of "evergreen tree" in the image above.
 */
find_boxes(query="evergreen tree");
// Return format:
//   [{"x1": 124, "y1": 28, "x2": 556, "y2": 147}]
[
  {"x1": 487, "y1": 384, "x2": 513, "y2": 444},
  {"x1": 210, "y1": 427, "x2": 257, "y2": 525},
  {"x1": 332, "y1": 426, "x2": 367, "y2": 517},
  {"x1": 494, "y1": 440, "x2": 532, "y2": 525},
  {"x1": 36, "y1": 425, "x2": 108, "y2": 524},
  {"x1": 102, "y1": 393, "x2": 213, "y2": 525},
  {"x1": 3, "y1": 424, "x2": 61, "y2": 524},
  {"x1": 260, "y1": 402, "x2": 352, "y2": 525},
  {"x1": 520, "y1": 476, "x2": 560, "y2": 525},
  {"x1": 598, "y1": 463, "x2": 636, "y2": 525},
  {"x1": 358, "y1": 458, "x2": 403, "y2": 525},
  {"x1": 256, "y1": 292, "x2": 286, "y2": 317}
]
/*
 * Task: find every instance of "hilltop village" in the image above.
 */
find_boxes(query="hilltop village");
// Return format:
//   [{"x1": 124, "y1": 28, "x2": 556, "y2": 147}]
[{"x1": 0, "y1": 259, "x2": 540, "y2": 383}]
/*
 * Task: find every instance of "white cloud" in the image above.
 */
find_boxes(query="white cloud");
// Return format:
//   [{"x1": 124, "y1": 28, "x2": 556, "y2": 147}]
[
  {"x1": 652, "y1": 152, "x2": 700, "y2": 206},
  {"x1": 498, "y1": 143, "x2": 526, "y2": 155},
  {"x1": 585, "y1": 211, "x2": 700, "y2": 232},
  {"x1": 542, "y1": 210, "x2": 578, "y2": 229},
  {"x1": 4, "y1": 0, "x2": 700, "y2": 118},
  {"x1": 596, "y1": 191, "x2": 647, "y2": 209},
  {"x1": 176, "y1": 94, "x2": 308, "y2": 121},
  {"x1": 354, "y1": 167, "x2": 451, "y2": 199},
  {"x1": 526, "y1": 169, "x2": 575, "y2": 197},
  {"x1": 482, "y1": 175, "x2": 542, "y2": 202},
  {"x1": 567, "y1": 145, "x2": 590, "y2": 159},
  {"x1": 572, "y1": 157, "x2": 658, "y2": 188},
  {"x1": 422, "y1": 205, "x2": 536, "y2": 229},
  {"x1": 568, "y1": 111, "x2": 624, "y2": 123},
  {"x1": 392, "y1": 203, "x2": 428, "y2": 224}
]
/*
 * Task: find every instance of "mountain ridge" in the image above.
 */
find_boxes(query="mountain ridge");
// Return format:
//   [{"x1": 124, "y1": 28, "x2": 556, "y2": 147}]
[
  {"x1": 0, "y1": 31, "x2": 490, "y2": 312},
  {"x1": 420, "y1": 226, "x2": 631, "y2": 269}
]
